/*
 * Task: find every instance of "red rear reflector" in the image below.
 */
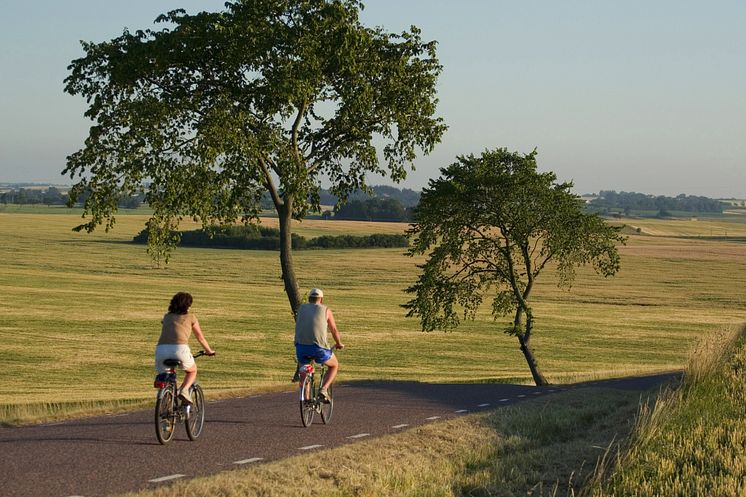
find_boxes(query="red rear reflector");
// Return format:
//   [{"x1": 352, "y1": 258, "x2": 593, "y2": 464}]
[{"x1": 154, "y1": 381, "x2": 168, "y2": 388}]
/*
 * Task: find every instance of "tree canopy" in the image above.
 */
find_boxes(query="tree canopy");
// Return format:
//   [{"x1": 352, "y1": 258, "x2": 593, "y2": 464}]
[
  {"x1": 404, "y1": 148, "x2": 626, "y2": 385},
  {"x1": 64, "y1": 0, "x2": 446, "y2": 314}
]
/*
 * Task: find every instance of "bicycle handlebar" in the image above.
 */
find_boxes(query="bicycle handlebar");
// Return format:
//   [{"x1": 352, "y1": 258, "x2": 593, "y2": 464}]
[{"x1": 194, "y1": 350, "x2": 216, "y2": 358}]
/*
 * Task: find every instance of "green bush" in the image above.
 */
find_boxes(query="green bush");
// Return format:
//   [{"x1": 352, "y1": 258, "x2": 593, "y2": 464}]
[{"x1": 132, "y1": 226, "x2": 409, "y2": 250}]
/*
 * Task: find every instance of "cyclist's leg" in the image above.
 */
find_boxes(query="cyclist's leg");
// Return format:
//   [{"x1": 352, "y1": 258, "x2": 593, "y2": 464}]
[
  {"x1": 320, "y1": 353, "x2": 338, "y2": 392},
  {"x1": 177, "y1": 347, "x2": 197, "y2": 400},
  {"x1": 180, "y1": 364, "x2": 197, "y2": 397},
  {"x1": 295, "y1": 345, "x2": 314, "y2": 396}
]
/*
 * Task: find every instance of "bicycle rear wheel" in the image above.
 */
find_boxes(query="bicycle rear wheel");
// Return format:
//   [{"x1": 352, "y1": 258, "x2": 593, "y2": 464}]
[
  {"x1": 185, "y1": 384, "x2": 205, "y2": 440},
  {"x1": 155, "y1": 386, "x2": 176, "y2": 444},
  {"x1": 300, "y1": 374, "x2": 315, "y2": 427},
  {"x1": 320, "y1": 383, "x2": 333, "y2": 424}
]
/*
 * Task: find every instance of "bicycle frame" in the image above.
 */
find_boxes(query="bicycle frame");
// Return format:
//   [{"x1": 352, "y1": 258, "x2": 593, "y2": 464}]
[
  {"x1": 298, "y1": 361, "x2": 333, "y2": 427},
  {"x1": 154, "y1": 350, "x2": 208, "y2": 444}
]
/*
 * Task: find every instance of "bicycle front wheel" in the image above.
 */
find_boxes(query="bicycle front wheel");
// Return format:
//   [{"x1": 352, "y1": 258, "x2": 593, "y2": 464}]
[
  {"x1": 185, "y1": 384, "x2": 205, "y2": 441},
  {"x1": 320, "y1": 384, "x2": 333, "y2": 424},
  {"x1": 300, "y1": 374, "x2": 315, "y2": 427},
  {"x1": 155, "y1": 386, "x2": 176, "y2": 444}
]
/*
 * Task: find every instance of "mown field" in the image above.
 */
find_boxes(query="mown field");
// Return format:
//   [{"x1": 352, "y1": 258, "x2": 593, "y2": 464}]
[{"x1": 2, "y1": 209, "x2": 746, "y2": 424}]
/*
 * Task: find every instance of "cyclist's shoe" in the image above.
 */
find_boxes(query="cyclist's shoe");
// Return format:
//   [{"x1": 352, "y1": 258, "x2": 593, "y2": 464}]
[
  {"x1": 291, "y1": 369, "x2": 300, "y2": 383},
  {"x1": 319, "y1": 388, "x2": 331, "y2": 403},
  {"x1": 178, "y1": 389, "x2": 193, "y2": 405}
]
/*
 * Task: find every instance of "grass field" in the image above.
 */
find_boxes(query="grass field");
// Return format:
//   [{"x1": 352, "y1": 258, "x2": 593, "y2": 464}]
[
  {"x1": 587, "y1": 325, "x2": 745, "y2": 497},
  {"x1": 2, "y1": 209, "x2": 746, "y2": 424}
]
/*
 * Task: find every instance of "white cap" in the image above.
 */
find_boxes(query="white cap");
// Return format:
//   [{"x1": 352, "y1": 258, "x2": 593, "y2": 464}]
[{"x1": 309, "y1": 288, "x2": 324, "y2": 298}]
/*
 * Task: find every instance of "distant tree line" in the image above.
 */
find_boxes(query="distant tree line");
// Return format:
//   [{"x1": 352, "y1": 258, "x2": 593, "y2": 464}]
[
  {"x1": 2, "y1": 183, "x2": 418, "y2": 221},
  {"x1": 1, "y1": 187, "x2": 68, "y2": 206},
  {"x1": 133, "y1": 225, "x2": 409, "y2": 250},
  {"x1": 1, "y1": 186, "x2": 144, "y2": 208},
  {"x1": 589, "y1": 191, "x2": 724, "y2": 215},
  {"x1": 261, "y1": 185, "x2": 421, "y2": 221},
  {"x1": 331, "y1": 197, "x2": 415, "y2": 222}
]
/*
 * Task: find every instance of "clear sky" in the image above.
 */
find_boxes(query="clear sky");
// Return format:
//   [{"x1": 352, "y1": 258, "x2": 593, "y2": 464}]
[{"x1": 1, "y1": 0, "x2": 744, "y2": 197}]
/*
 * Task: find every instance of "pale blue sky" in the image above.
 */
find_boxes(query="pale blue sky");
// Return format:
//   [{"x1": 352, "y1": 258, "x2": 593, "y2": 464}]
[{"x1": 1, "y1": 1, "x2": 743, "y2": 197}]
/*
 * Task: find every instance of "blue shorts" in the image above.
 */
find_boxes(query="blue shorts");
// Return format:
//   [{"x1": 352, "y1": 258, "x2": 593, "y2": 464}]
[{"x1": 295, "y1": 343, "x2": 333, "y2": 365}]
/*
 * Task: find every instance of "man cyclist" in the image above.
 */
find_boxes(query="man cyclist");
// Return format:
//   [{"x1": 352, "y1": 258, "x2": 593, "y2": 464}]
[{"x1": 294, "y1": 288, "x2": 344, "y2": 402}]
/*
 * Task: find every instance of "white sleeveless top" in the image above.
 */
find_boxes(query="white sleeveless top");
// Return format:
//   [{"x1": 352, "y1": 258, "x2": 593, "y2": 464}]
[{"x1": 294, "y1": 303, "x2": 329, "y2": 348}]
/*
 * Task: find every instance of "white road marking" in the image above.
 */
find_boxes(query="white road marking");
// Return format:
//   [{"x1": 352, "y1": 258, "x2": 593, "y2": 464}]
[
  {"x1": 517, "y1": 395, "x2": 526, "y2": 398},
  {"x1": 499, "y1": 398, "x2": 510, "y2": 402},
  {"x1": 299, "y1": 444, "x2": 323, "y2": 450},
  {"x1": 234, "y1": 458, "x2": 264, "y2": 464},
  {"x1": 149, "y1": 474, "x2": 186, "y2": 483},
  {"x1": 347, "y1": 433, "x2": 370, "y2": 439},
  {"x1": 478, "y1": 403, "x2": 490, "y2": 407},
  {"x1": 455, "y1": 409, "x2": 468, "y2": 413},
  {"x1": 533, "y1": 391, "x2": 543, "y2": 395},
  {"x1": 425, "y1": 416, "x2": 441, "y2": 420},
  {"x1": 391, "y1": 423, "x2": 409, "y2": 429}
]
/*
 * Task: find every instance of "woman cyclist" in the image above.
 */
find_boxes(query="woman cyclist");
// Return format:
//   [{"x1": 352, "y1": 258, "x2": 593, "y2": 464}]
[{"x1": 155, "y1": 292, "x2": 215, "y2": 403}]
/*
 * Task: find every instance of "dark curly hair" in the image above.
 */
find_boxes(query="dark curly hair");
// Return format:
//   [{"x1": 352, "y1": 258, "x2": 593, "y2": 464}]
[{"x1": 168, "y1": 292, "x2": 193, "y2": 314}]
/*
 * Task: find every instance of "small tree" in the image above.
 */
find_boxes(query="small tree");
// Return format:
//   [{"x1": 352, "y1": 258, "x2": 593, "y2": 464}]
[
  {"x1": 64, "y1": 0, "x2": 445, "y2": 316},
  {"x1": 404, "y1": 148, "x2": 626, "y2": 385}
]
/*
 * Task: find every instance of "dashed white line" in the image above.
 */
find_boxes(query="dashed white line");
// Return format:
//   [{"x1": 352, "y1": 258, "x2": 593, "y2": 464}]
[
  {"x1": 347, "y1": 433, "x2": 370, "y2": 439},
  {"x1": 298, "y1": 444, "x2": 323, "y2": 451},
  {"x1": 499, "y1": 398, "x2": 510, "y2": 402},
  {"x1": 478, "y1": 403, "x2": 490, "y2": 407},
  {"x1": 425, "y1": 416, "x2": 441, "y2": 420},
  {"x1": 234, "y1": 458, "x2": 264, "y2": 465},
  {"x1": 149, "y1": 474, "x2": 186, "y2": 483},
  {"x1": 455, "y1": 409, "x2": 468, "y2": 413},
  {"x1": 517, "y1": 395, "x2": 526, "y2": 398},
  {"x1": 533, "y1": 391, "x2": 543, "y2": 395},
  {"x1": 391, "y1": 423, "x2": 409, "y2": 429}
]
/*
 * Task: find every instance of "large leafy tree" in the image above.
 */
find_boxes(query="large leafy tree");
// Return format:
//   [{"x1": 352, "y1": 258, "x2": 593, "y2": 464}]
[
  {"x1": 404, "y1": 148, "x2": 626, "y2": 385},
  {"x1": 64, "y1": 0, "x2": 446, "y2": 315}
]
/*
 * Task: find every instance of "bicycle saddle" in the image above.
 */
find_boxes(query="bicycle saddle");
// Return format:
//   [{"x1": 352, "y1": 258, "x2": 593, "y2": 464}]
[{"x1": 163, "y1": 359, "x2": 181, "y2": 367}]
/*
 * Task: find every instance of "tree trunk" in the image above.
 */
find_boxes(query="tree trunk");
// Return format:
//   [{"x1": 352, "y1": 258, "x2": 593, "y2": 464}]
[
  {"x1": 517, "y1": 334, "x2": 549, "y2": 386},
  {"x1": 277, "y1": 201, "x2": 302, "y2": 319}
]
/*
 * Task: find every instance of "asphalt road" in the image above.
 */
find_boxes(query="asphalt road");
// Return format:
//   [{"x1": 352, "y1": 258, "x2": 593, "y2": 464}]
[{"x1": 0, "y1": 373, "x2": 678, "y2": 497}]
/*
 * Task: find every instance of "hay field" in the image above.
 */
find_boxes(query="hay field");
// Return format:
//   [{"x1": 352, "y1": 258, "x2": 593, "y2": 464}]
[{"x1": 1, "y1": 211, "x2": 746, "y2": 423}]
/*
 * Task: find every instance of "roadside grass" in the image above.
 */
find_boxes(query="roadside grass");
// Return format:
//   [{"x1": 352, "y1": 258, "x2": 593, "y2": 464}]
[
  {"x1": 585, "y1": 325, "x2": 746, "y2": 497},
  {"x1": 2, "y1": 212, "x2": 746, "y2": 424},
  {"x1": 117, "y1": 387, "x2": 651, "y2": 497}
]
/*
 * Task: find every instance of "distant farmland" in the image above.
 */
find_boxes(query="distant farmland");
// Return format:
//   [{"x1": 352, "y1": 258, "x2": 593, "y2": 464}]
[{"x1": 2, "y1": 209, "x2": 746, "y2": 424}]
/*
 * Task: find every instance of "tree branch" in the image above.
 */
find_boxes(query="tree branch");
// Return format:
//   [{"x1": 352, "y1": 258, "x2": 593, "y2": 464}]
[{"x1": 258, "y1": 157, "x2": 282, "y2": 208}]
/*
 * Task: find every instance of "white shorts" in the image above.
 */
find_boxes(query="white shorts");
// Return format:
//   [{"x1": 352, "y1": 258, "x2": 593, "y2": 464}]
[{"x1": 155, "y1": 344, "x2": 195, "y2": 373}]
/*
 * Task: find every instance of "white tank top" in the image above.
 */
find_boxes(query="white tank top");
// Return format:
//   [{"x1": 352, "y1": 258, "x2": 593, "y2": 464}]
[{"x1": 294, "y1": 303, "x2": 329, "y2": 348}]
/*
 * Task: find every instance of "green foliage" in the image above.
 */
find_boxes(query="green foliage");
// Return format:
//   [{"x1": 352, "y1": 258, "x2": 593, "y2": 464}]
[
  {"x1": 63, "y1": 0, "x2": 445, "y2": 310},
  {"x1": 405, "y1": 148, "x2": 626, "y2": 337},
  {"x1": 63, "y1": 0, "x2": 444, "y2": 247},
  {"x1": 132, "y1": 225, "x2": 409, "y2": 250}
]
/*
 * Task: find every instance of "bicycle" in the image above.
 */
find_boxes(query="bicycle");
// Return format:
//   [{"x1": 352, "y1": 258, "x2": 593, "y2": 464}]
[
  {"x1": 298, "y1": 359, "x2": 334, "y2": 427},
  {"x1": 153, "y1": 350, "x2": 211, "y2": 444}
]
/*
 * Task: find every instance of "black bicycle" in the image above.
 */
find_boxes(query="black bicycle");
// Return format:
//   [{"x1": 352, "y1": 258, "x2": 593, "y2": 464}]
[
  {"x1": 298, "y1": 361, "x2": 333, "y2": 427},
  {"x1": 153, "y1": 350, "x2": 211, "y2": 444}
]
